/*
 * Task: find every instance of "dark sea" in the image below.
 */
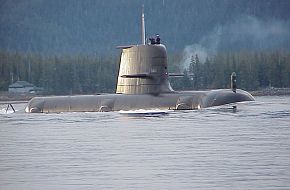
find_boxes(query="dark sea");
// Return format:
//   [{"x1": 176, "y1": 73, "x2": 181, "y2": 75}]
[{"x1": 1, "y1": 96, "x2": 290, "y2": 190}]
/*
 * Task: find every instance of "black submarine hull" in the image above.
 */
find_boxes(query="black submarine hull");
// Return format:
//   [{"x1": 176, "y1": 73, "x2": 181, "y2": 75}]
[{"x1": 25, "y1": 89, "x2": 254, "y2": 113}]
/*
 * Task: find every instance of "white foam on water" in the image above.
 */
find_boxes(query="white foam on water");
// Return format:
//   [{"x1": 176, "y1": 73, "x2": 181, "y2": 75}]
[
  {"x1": 0, "y1": 107, "x2": 16, "y2": 114},
  {"x1": 119, "y1": 109, "x2": 173, "y2": 114}
]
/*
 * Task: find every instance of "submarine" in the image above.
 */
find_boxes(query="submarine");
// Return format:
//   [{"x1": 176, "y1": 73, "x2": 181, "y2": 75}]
[{"x1": 25, "y1": 10, "x2": 254, "y2": 113}]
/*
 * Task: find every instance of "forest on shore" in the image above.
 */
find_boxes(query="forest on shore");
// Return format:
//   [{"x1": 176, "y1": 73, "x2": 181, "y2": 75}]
[
  {"x1": 1, "y1": 50, "x2": 289, "y2": 95},
  {"x1": 1, "y1": 0, "x2": 290, "y2": 95}
]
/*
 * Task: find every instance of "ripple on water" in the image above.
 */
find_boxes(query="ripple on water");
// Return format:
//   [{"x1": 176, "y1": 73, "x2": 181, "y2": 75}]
[{"x1": 0, "y1": 97, "x2": 290, "y2": 190}]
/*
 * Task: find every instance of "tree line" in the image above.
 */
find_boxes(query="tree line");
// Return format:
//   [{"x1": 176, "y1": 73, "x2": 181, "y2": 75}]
[
  {"x1": 0, "y1": 50, "x2": 290, "y2": 94},
  {"x1": 0, "y1": 51, "x2": 118, "y2": 94},
  {"x1": 170, "y1": 51, "x2": 290, "y2": 91}
]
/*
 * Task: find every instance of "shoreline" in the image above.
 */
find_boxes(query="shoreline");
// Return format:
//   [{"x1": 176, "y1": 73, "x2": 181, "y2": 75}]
[
  {"x1": 0, "y1": 92, "x2": 35, "y2": 102},
  {"x1": 249, "y1": 87, "x2": 290, "y2": 96},
  {"x1": 1, "y1": 88, "x2": 290, "y2": 102}
]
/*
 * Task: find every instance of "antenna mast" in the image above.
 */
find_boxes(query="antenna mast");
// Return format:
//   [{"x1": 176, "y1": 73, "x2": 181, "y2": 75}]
[{"x1": 141, "y1": 5, "x2": 145, "y2": 45}]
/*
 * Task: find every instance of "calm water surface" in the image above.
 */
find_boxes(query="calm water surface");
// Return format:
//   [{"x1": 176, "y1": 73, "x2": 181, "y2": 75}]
[{"x1": 0, "y1": 96, "x2": 290, "y2": 190}]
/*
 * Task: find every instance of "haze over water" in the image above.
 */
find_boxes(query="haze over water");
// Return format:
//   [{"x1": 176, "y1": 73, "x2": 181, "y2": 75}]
[{"x1": 1, "y1": 96, "x2": 290, "y2": 190}]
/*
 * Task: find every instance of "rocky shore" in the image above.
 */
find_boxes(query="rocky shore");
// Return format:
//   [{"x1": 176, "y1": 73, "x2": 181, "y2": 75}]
[
  {"x1": 0, "y1": 91, "x2": 35, "y2": 102},
  {"x1": 250, "y1": 87, "x2": 290, "y2": 96}
]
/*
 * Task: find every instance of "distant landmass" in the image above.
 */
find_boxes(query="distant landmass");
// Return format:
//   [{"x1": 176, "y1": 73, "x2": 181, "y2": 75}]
[{"x1": 1, "y1": 0, "x2": 290, "y2": 55}]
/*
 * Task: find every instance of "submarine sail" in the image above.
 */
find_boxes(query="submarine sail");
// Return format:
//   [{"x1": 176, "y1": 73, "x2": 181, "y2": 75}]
[{"x1": 116, "y1": 44, "x2": 173, "y2": 94}]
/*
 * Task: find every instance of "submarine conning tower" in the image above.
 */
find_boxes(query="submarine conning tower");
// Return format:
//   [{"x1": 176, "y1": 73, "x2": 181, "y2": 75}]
[
  {"x1": 116, "y1": 44, "x2": 174, "y2": 95},
  {"x1": 116, "y1": 6, "x2": 173, "y2": 95}
]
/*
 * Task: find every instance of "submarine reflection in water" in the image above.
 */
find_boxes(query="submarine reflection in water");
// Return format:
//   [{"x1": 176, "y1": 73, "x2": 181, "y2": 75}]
[{"x1": 25, "y1": 12, "x2": 254, "y2": 113}]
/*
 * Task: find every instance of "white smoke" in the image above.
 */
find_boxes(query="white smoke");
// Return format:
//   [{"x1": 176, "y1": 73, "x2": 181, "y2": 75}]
[
  {"x1": 180, "y1": 15, "x2": 290, "y2": 70},
  {"x1": 180, "y1": 26, "x2": 222, "y2": 70}
]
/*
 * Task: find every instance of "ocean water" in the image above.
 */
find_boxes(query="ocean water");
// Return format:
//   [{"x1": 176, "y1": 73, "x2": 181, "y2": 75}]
[{"x1": 0, "y1": 96, "x2": 290, "y2": 190}]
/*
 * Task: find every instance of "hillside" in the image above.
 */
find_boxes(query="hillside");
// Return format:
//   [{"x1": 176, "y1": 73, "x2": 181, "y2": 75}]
[{"x1": 1, "y1": 0, "x2": 290, "y2": 55}]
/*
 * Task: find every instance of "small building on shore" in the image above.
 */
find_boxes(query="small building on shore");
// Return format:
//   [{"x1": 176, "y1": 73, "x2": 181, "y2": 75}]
[{"x1": 8, "y1": 81, "x2": 41, "y2": 94}]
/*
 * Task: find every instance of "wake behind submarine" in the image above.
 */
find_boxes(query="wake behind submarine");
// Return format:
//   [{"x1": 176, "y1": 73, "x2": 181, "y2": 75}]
[{"x1": 25, "y1": 11, "x2": 254, "y2": 113}]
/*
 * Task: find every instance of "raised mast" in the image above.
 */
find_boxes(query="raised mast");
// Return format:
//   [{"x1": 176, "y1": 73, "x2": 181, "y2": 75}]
[{"x1": 141, "y1": 5, "x2": 145, "y2": 45}]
